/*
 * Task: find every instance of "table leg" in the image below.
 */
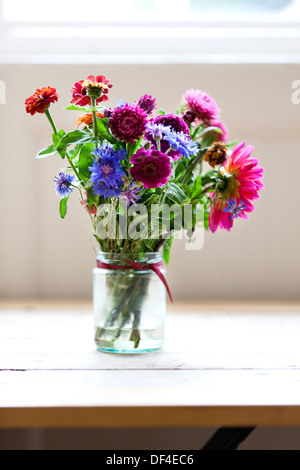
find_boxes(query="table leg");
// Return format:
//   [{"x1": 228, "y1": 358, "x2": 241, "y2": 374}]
[{"x1": 201, "y1": 427, "x2": 256, "y2": 450}]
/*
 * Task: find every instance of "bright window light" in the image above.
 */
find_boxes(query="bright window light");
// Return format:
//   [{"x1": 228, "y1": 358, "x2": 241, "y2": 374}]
[{"x1": 3, "y1": 0, "x2": 300, "y2": 23}]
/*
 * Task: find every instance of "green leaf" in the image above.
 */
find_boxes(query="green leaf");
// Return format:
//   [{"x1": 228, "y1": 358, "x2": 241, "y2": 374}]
[
  {"x1": 78, "y1": 143, "x2": 94, "y2": 182},
  {"x1": 52, "y1": 129, "x2": 67, "y2": 159},
  {"x1": 56, "y1": 130, "x2": 96, "y2": 152},
  {"x1": 190, "y1": 175, "x2": 202, "y2": 201},
  {"x1": 68, "y1": 143, "x2": 83, "y2": 160},
  {"x1": 35, "y1": 144, "x2": 57, "y2": 160},
  {"x1": 199, "y1": 126, "x2": 223, "y2": 137},
  {"x1": 226, "y1": 140, "x2": 239, "y2": 147},
  {"x1": 96, "y1": 118, "x2": 118, "y2": 144},
  {"x1": 65, "y1": 104, "x2": 105, "y2": 113},
  {"x1": 166, "y1": 182, "x2": 188, "y2": 204},
  {"x1": 52, "y1": 129, "x2": 66, "y2": 147},
  {"x1": 59, "y1": 196, "x2": 69, "y2": 219},
  {"x1": 163, "y1": 236, "x2": 173, "y2": 264}
]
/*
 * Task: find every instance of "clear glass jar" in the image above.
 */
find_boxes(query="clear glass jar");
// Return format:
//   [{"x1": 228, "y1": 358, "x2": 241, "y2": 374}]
[{"x1": 93, "y1": 252, "x2": 166, "y2": 354}]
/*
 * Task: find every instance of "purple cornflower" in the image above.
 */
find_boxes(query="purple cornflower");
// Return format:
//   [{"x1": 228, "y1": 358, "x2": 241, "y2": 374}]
[
  {"x1": 89, "y1": 143, "x2": 126, "y2": 198},
  {"x1": 54, "y1": 172, "x2": 76, "y2": 198},
  {"x1": 163, "y1": 130, "x2": 198, "y2": 159},
  {"x1": 145, "y1": 122, "x2": 172, "y2": 142},
  {"x1": 146, "y1": 113, "x2": 191, "y2": 159},
  {"x1": 223, "y1": 198, "x2": 247, "y2": 222},
  {"x1": 119, "y1": 184, "x2": 142, "y2": 207}
]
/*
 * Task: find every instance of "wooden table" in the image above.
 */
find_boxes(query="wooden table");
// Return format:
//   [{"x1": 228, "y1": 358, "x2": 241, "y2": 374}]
[{"x1": 1, "y1": 300, "x2": 300, "y2": 449}]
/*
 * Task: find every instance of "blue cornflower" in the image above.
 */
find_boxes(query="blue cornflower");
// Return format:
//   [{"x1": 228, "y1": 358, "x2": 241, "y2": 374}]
[
  {"x1": 89, "y1": 142, "x2": 126, "y2": 199},
  {"x1": 163, "y1": 130, "x2": 198, "y2": 158},
  {"x1": 145, "y1": 122, "x2": 172, "y2": 142},
  {"x1": 54, "y1": 172, "x2": 76, "y2": 198},
  {"x1": 116, "y1": 99, "x2": 129, "y2": 108},
  {"x1": 223, "y1": 198, "x2": 247, "y2": 222},
  {"x1": 92, "y1": 142, "x2": 127, "y2": 162}
]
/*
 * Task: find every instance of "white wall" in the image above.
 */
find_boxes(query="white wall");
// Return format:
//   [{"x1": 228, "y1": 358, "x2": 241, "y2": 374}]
[{"x1": 0, "y1": 62, "x2": 300, "y2": 301}]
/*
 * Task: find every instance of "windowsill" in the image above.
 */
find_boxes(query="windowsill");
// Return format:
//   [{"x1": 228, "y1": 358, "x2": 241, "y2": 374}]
[{"x1": 1, "y1": 53, "x2": 300, "y2": 65}]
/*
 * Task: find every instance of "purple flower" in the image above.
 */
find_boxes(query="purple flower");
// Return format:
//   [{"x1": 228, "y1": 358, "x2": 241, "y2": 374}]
[
  {"x1": 89, "y1": 142, "x2": 126, "y2": 198},
  {"x1": 137, "y1": 94, "x2": 156, "y2": 115},
  {"x1": 223, "y1": 198, "x2": 247, "y2": 222},
  {"x1": 145, "y1": 122, "x2": 172, "y2": 142},
  {"x1": 54, "y1": 172, "x2": 76, "y2": 198},
  {"x1": 129, "y1": 148, "x2": 171, "y2": 189},
  {"x1": 164, "y1": 130, "x2": 198, "y2": 159},
  {"x1": 119, "y1": 184, "x2": 142, "y2": 207},
  {"x1": 147, "y1": 114, "x2": 191, "y2": 159},
  {"x1": 109, "y1": 103, "x2": 148, "y2": 143}
]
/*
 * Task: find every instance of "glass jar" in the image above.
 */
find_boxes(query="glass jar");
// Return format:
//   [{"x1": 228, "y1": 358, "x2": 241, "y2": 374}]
[{"x1": 93, "y1": 252, "x2": 166, "y2": 354}]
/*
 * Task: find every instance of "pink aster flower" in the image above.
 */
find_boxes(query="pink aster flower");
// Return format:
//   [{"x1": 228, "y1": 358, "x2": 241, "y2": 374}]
[
  {"x1": 209, "y1": 141, "x2": 264, "y2": 233},
  {"x1": 182, "y1": 89, "x2": 220, "y2": 123},
  {"x1": 129, "y1": 148, "x2": 172, "y2": 189},
  {"x1": 109, "y1": 104, "x2": 148, "y2": 143}
]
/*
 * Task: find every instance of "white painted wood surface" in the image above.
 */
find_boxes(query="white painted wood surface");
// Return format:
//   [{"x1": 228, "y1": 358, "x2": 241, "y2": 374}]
[{"x1": 1, "y1": 301, "x2": 300, "y2": 428}]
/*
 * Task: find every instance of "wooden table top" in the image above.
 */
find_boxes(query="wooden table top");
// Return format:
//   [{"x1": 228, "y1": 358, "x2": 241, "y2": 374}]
[{"x1": 1, "y1": 300, "x2": 300, "y2": 429}]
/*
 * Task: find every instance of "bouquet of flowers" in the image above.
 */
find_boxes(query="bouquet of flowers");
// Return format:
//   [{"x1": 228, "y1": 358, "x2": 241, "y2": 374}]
[{"x1": 25, "y1": 74, "x2": 264, "y2": 352}]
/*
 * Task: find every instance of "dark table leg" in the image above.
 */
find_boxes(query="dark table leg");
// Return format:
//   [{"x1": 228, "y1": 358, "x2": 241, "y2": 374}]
[{"x1": 201, "y1": 427, "x2": 256, "y2": 450}]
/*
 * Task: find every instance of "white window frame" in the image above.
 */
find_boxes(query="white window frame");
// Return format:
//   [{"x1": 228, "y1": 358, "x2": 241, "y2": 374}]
[{"x1": 1, "y1": 0, "x2": 300, "y2": 64}]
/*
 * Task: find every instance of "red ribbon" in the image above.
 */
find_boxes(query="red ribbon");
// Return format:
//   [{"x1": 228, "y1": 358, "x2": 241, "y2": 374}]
[{"x1": 96, "y1": 259, "x2": 173, "y2": 303}]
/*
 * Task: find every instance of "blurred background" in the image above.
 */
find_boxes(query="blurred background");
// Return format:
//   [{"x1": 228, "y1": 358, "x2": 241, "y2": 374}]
[
  {"x1": 1, "y1": 0, "x2": 300, "y2": 451},
  {"x1": 1, "y1": 0, "x2": 300, "y2": 302}
]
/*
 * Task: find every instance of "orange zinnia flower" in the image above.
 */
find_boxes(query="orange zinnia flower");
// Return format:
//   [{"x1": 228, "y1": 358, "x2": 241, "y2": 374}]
[
  {"x1": 75, "y1": 112, "x2": 104, "y2": 128},
  {"x1": 25, "y1": 86, "x2": 59, "y2": 115}
]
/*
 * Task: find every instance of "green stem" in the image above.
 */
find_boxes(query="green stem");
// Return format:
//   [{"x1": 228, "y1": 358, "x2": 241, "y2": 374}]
[
  {"x1": 181, "y1": 150, "x2": 205, "y2": 185},
  {"x1": 44, "y1": 108, "x2": 57, "y2": 134},
  {"x1": 75, "y1": 185, "x2": 95, "y2": 229},
  {"x1": 45, "y1": 107, "x2": 81, "y2": 181},
  {"x1": 91, "y1": 97, "x2": 98, "y2": 148}
]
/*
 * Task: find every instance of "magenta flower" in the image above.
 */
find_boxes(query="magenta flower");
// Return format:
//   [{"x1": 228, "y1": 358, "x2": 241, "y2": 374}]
[
  {"x1": 109, "y1": 104, "x2": 148, "y2": 143},
  {"x1": 137, "y1": 94, "x2": 156, "y2": 115},
  {"x1": 209, "y1": 142, "x2": 264, "y2": 233},
  {"x1": 182, "y1": 89, "x2": 220, "y2": 122},
  {"x1": 129, "y1": 148, "x2": 172, "y2": 189}
]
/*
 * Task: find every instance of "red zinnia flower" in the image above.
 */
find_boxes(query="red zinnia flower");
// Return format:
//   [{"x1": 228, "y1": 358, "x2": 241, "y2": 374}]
[
  {"x1": 25, "y1": 86, "x2": 58, "y2": 115},
  {"x1": 71, "y1": 75, "x2": 112, "y2": 106}
]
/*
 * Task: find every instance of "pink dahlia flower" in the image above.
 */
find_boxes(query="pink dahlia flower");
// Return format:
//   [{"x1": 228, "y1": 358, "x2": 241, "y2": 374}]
[
  {"x1": 182, "y1": 89, "x2": 220, "y2": 122},
  {"x1": 209, "y1": 141, "x2": 264, "y2": 233},
  {"x1": 109, "y1": 104, "x2": 148, "y2": 143},
  {"x1": 129, "y1": 148, "x2": 171, "y2": 189}
]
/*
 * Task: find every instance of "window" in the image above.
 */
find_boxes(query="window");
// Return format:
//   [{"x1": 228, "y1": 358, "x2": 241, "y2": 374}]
[{"x1": 1, "y1": 0, "x2": 300, "y2": 63}]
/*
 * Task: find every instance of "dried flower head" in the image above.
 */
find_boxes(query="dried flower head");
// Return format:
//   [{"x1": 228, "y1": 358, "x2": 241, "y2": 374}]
[{"x1": 203, "y1": 142, "x2": 227, "y2": 168}]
